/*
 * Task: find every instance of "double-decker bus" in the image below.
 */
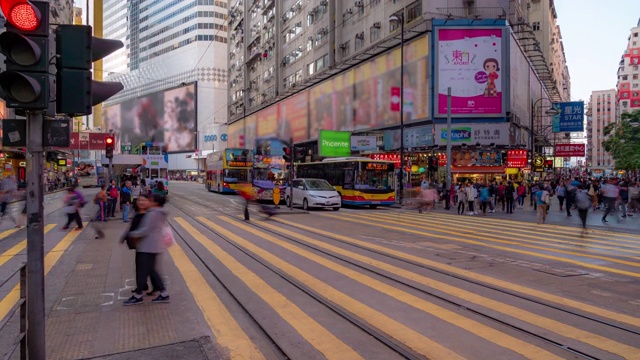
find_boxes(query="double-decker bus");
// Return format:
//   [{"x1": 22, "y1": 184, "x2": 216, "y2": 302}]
[
  {"x1": 205, "y1": 148, "x2": 252, "y2": 193},
  {"x1": 252, "y1": 137, "x2": 290, "y2": 202},
  {"x1": 75, "y1": 161, "x2": 100, "y2": 187},
  {"x1": 136, "y1": 142, "x2": 170, "y2": 192},
  {"x1": 295, "y1": 157, "x2": 396, "y2": 208}
]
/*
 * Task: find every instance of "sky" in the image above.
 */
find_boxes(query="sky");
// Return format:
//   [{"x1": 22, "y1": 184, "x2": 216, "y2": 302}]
[{"x1": 555, "y1": 0, "x2": 640, "y2": 103}]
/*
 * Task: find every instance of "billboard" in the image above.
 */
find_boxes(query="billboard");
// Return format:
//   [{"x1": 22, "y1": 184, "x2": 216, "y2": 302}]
[
  {"x1": 278, "y1": 92, "x2": 309, "y2": 142},
  {"x1": 350, "y1": 136, "x2": 377, "y2": 151},
  {"x1": 227, "y1": 119, "x2": 244, "y2": 148},
  {"x1": 103, "y1": 83, "x2": 197, "y2": 152},
  {"x1": 553, "y1": 102, "x2": 584, "y2": 133},
  {"x1": 434, "y1": 123, "x2": 511, "y2": 146},
  {"x1": 434, "y1": 26, "x2": 508, "y2": 117},
  {"x1": 318, "y1": 130, "x2": 350, "y2": 157},
  {"x1": 383, "y1": 125, "x2": 434, "y2": 150}
]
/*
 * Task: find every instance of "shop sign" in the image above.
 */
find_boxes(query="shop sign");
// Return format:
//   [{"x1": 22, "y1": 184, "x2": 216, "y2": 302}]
[
  {"x1": 368, "y1": 153, "x2": 400, "y2": 167},
  {"x1": 434, "y1": 26, "x2": 507, "y2": 117},
  {"x1": 554, "y1": 143, "x2": 585, "y2": 157},
  {"x1": 554, "y1": 157, "x2": 564, "y2": 168},
  {"x1": 533, "y1": 155, "x2": 545, "y2": 172},
  {"x1": 19, "y1": 161, "x2": 26, "y2": 167},
  {"x1": 58, "y1": 159, "x2": 67, "y2": 166},
  {"x1": 451, "y1": 150, "x2": 502, "y2": 166},
  {"x1": 552, "y1": 102, "x2": 584, "y2": 133},
  {"x1": 437, "y1": 153, "x2": 447, "y2": 167},
  {"x1": 383, "y1": 125, "x2": 434, "y2": 150},
  {"x1": 319, "y1": 130, "x2": 351, "y2": 157},
  {"x1": 434, "y1": 123, "x2": 510, "y2": 145},
  {"x1": 506, "y1": 150, "x2": 527, "y2": 168},
  {"x1": 351, "y1": 136, "x2": 377, "y2": 151}
]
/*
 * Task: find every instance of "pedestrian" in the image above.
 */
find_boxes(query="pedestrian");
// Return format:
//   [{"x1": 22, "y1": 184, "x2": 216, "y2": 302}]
[
  {"x1": 121, "y1": 181, "x2": 133, "y2": 223},
  {"x1": 120, "y1": 194, "x2": 155, "y2": 294},
  {"x1": 456, "y1": 186, "x2": 467, "y2": 215},
  {"x1": 62, "y1": 186, "x2": 84, "y2": 231},
  {"x1": 466, "y1": 183, "x2": 475, "y2": 215},
  {"x1": 479, "y1": 184, "x2": 490, "y2": 215},
  {"x1": 504, "y1": 181, "x2": 515, "y2": 214},
  {"x1": 618, "y1": 181, "x2": 631, "y2": 218},
  {"x1": 131, "y1": 180, "x2": 142, "y2": 213},
  {"x1": 0, "y1": 176, "x2": 18, "y2": 227},
  {"x1": 556, "y1": 180, "x2": 566, "y2": 211},
  {"x1": 535, "y1": 183, "x2": 550, "y2": 224},
  {"x1": 93, "y1": 184, "x2": 108, "y2": 222},
  {"x1": 600, "y1": 179, "x2": 619, "y2": 223},
  {"x1": 123, "y1": 194, "x2": 170, "y2": 305},
  {"x1": 106, "y1": 179, "x2": 119, "y2": 217},
  {"x1": 575, "y1": 186, "x2": 592, "y2": 229}
]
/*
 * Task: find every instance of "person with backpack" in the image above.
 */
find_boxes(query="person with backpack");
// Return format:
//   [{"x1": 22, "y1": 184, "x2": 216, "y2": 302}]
[
  {"x1": 534, "y1": 183, "x2": 550, "y2": 224},
  {"x1": 575, "y1": 186, "x2": 592, "y2": 228},
  {"x1": 107, "y1": 179, "x2": 119, "y2": 218}
]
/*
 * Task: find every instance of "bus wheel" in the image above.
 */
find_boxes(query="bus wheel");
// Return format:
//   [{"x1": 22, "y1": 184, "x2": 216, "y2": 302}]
[{"x1": 370, "y1": 205, "x2": 378, "y2": 209}]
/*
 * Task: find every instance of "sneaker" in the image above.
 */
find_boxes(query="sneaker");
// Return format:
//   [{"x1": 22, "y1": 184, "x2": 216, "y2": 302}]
[
  {"x1": 151, "y1": 294, "x2": 170, "y2": 303},
  {"x1": 62, "y1": 227, "x2": 69, "y2": 230},
  {"x1": 75, "y1": 226, "x2": 84, "y2": 231},
  {"x1": 123, "y1": 295, "x2": 143, "y2": 306}
]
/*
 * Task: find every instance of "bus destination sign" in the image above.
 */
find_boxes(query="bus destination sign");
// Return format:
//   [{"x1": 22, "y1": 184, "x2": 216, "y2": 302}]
[
  {"x1": 365, "y1": 163, "x2": 389, "y2": 171},
  {"x1": 228, "y1": 161, "x2": 251, "y2": 167}
]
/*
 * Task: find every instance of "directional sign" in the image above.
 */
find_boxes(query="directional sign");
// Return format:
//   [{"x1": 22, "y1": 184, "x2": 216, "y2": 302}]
[{"x1": 121, "y1": 143, "x2": 131, "y2": 152}]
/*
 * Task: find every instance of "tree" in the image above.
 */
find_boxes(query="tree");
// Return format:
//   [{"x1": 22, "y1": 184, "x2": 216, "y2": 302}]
[{"x1": 601, "y1": 110, "x2": 640, "y2": 174}]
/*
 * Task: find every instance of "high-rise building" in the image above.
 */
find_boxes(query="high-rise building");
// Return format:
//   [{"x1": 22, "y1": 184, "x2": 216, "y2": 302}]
[
  {"x1": 101, "y1": 0, "x2": 230, "y2": 172},
  {"x1": 588, "y1": 89, "x2": 618, "y2": 170},
  {"x1": 617, "y1": 18, "x2": 640, "y2": 115}
]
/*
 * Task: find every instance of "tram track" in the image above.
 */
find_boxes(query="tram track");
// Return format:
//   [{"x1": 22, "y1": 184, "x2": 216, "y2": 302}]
[{"x1": 168, "y1": 192, "x2": 640, "y2": 359}]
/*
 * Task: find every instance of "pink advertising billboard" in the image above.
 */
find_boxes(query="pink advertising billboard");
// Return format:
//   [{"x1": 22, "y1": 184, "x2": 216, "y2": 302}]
[{"x1": 434, "y1": 27, "x2": 508, "y2": 117}]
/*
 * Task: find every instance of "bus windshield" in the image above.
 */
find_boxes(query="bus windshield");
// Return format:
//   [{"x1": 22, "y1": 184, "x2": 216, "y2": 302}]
[
  {"x1": 224, "y1": 169, "x2": 249, "y2": 183},
  {"x1": 355, "y1": 162, "x2": 394, "y2": 191}
]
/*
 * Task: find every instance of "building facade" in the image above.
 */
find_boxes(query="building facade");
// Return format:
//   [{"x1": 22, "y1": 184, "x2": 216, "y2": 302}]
[
  {"x1": 617, "y1": 18, "x2": 640, "y2": 115},
  {"x1": 588, "y1": 89, "x2": 618, "y2": 170},
  {"x1": 100, "y1": 0, "x2": 230, "y2": 173},
  {"x1": 226, "y1": 0, "x2": 571, "y2": 183}
]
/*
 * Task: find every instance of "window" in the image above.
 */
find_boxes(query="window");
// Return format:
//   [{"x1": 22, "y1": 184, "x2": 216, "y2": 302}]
[
  {"x1": 532, "y1": 22, "x2": 540, "y2": 31},
  {"x1": 623, "y1": 75, "x2": 628, "y2": 80},
  {"x1": 634, "y1": 74, "x2": 639, "y2": 80},
  {"x1": 407, "y1": 1, "x2": 422, "y2": 22},
  {"x1": 340, "y1": 41, "x2": 350, "y2": 57},
  {"x1": 635, "y1": 32, "x2": 639, "y2": 37},
  {"x1": 370, "y1": 26, "x2": 380, "y2": 42},
  {"x1": 308, "y1": 63, "x2": 315, "y2": 76},
  {"x1": 371, "y1": 0, "x2": 380, "y2": 5},
  {"x1": 355, "y1": 32, "x2": 364, "y2": 51},
  {"x1": 315, "y1": 53, "x2": 328, "y2": 72}
]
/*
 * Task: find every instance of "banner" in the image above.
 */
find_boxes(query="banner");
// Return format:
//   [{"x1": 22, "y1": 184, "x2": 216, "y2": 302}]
[
  {"x1": 434, "y1": 27, "x2": 507, "y2": 117},
  {"x1": 555, "y1": 143, "x2": 585, "y2": 157},
  {"x1": 350, "y1": 136, "x2": 377, "y2": 151},
  {"x1": 434, "y1": 123, "x2": 510, "y2": 145},
  {"x1": 54, "y1": 132, "x2": 111, "y2": 150},
  {"x1": 553, "y1": 101, "x2": 584, "y2": 133}
]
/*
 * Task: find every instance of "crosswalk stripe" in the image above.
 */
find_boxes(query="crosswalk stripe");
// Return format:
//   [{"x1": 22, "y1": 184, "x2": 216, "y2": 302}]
[
  {"x1": 202, "y1": 216, "x2": 469, "y2": 360},
  {"x1": 325, "y1": 213, "x2": 640, "y2": 278},
  {"x1": 0, "y1": 224, "x2": 56, "y2": 268},
  {"x1": 426, "y1": 211, "x2": 640, "y2": 242},
  {"x1": 395, "y1": 211, "x2": 640, "y2": 252},
  {"x1": 252, "y1": 217, "x2": 639, "y2": 358},
  {"x1": 355, "y1": 212, "x2": 640, "y2": 262},
  {"x1": 273, "y1": 217, "x2": 640, "y2": 328},
  {"x1": 174, "y1": 217, "x2": 364, "y2": 360},
  {"x1": 167, "y1": 233, "x2": 265, "y2": 360},
  {"x1": 0, "y1": 224, "x2": 81, "y2": 323},
  {"x1": 0, "y1": 228, "x2": 19, "y2": 243}
]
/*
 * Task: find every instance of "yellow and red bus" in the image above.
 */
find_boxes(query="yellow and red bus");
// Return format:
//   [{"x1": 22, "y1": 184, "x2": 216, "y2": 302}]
[
  {"x1": 206, "y1": 148, "x2": 252, "y2": 193},
  {"x1": 295, "y1": 157, "x2": 396, "y2": 208}
]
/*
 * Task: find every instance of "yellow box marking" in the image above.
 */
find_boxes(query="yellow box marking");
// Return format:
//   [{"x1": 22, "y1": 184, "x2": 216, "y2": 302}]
[
  {"x1": 174, "y1": 217, "x2": 363, "y2": 360},
  {"x1": 252, "y1": 218, "x2": 639, "y2": 359},
  {"x1": 273, "y1": 217, "x2": 640, "y2": 329},
  {"x1": 167, "y1": 235, "x2": 265, "y2": 360}
]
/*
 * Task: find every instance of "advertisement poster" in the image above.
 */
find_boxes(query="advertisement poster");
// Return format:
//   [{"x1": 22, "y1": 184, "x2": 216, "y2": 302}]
[
  {"x1": 435, "y1": 27, "x2": 506, "y2": 117},
  {"x1": 383, "y1": 125, "x2": 434, "y2": 150},
  {"x1": 244, "y1": 114, "x2": 256, "y2": 149},
  {"x1": 318, "y1": 130, "x2": 351, "y2": 157},
  {"x1": 256, "y1": 105, "x2": 279, "y2": 138},
  {"x1": 434, "y1": 123, "x2": 510, "y2": 145},
  {"x1": 103, "y1": 83, "x2": 197, "y2": 152},
  {"x1": 278, "y1": 92, "x2": 309, "y2": 142},
  {"x1": 227, "y1": 119, "x2": 244, "y2": 148},
  {"x1": 509, "y1": 36, "x2": 530, "y2": 124},
  {"x1": 451, "y1": 150, "x2": 503, "y2": 167},
  {"x1": 350, "y1": 136, "x2": 378, "y2": 151}
]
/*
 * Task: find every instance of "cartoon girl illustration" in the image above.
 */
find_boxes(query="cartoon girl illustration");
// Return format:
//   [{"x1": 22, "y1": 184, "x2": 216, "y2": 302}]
[{"x1": 483, "y1": 58, "x2": 500, "y2": 97}]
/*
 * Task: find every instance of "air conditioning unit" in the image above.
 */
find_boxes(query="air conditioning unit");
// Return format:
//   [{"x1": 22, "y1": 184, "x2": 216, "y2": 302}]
[
  {"x1": 281, "y1": 59, "x2": 287, "y2": 67},
  {"x1": 339, "y1": 43, "x2": 348, "y2": 49},
  {"x1": 356, "y1": 32, "x2": 364, "y2": 39},
  {"x1": 320, "y1": 0, "x2": 328, "y2": 5},
  {"x1": 308, "y1": 36, "x2": 314, "y2": 41},
  {"x1": 355, "y1": 1, "x2": 363, "y2": 7},
  {"x1": 373, "y1": 21, "x2": 381, "y2": 28},
  {"x1": 346, "y1": 8, "x2": 353, "y2": 14}
]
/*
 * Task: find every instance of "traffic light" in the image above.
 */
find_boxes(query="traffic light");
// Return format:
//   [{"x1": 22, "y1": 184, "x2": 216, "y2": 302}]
[
  {"x1": 0, "y1": 0, "x2": 50, "y2": 109},
  {"x1": 105, "y1": 135, "x2": 114, "y2": 159},
  {"x1": 428, "y1": 156, "x2": 438, "y2": 172},
  {"x1": 55, "y1": 24, "x2": 124, "y2": 115},
  {"x1": 294, "y1": 147, "x2": 306, "y2": 162},
  {"x1": 282, "y1": 146, "x2": 291, "y2": 163}
]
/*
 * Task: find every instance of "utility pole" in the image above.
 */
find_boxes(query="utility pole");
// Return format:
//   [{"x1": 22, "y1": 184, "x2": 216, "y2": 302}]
[
  {"x1": 26, "y1": 110, "x2": 46, "y2": 360},
  {"x1": 446, "y1": 87, "x2": 452, "y2": 195}
]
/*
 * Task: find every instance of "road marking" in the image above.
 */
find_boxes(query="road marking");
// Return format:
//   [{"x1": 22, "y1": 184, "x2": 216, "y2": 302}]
[
  {"x1": 251, "y1": 218, "x2": 639, "y2": 359},
  {"x1": 0, "y1": 228, "x2": 19, "y2": 244},
  {"x1": 328, "y1": 213, "x2": 640, "y2": 279},
  {"x1": 202, "y1": 217, "x2": 467, "y2": 360},
  {"x1": 273, "y1": 217, "x2": 640, "y2": 329},
  {"x1": 0, "y1": 224, "x2": 56, "y2": 267},
  {"x1": 175, "y1": 217, "x2": 363, "y2": 360},
  {"x1": 0, "y1": 223, "x2": 83, "y2": 322}
]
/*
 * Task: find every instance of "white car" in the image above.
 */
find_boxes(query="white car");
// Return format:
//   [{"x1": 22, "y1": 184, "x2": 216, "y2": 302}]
[{"x1": 285, "y1": 178, "x2": 341, "y2": 211}]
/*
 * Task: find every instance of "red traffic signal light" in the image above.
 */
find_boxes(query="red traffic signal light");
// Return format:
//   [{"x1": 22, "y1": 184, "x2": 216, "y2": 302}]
[
  {"x1": 1, "y1": 0, "x2": 41, "y2": 31},
  {"x1": 105, "y1": 136, "x2": 114, "y2": 145}
]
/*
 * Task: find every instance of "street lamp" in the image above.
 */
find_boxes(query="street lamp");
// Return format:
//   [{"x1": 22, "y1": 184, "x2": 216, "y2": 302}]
[
  {"x1": 194, "y1": 131, "x2": 200, "y2": 181},
  {"x1": 530, "y1": 98, "x2": 559, "y2": 176},
  {"x1": 389, "y1": 13, "x2": 404, "y2": 204}
]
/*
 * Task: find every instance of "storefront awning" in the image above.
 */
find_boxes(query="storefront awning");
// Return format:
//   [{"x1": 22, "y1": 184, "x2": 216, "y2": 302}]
[{"x1": 451, "y1": 166, "x2": 505, "y2": 174}]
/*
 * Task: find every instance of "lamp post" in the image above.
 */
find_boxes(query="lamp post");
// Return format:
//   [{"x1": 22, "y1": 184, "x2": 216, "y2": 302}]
[
  {"x1": 389, "y1": 13, "x2": 404, "y2": 205},
  {"x1": 194, "y1": 131, "x2": 200, "y2": 181},
  {"x1": 530, "y1": 98, "x2": 560, "y2": 177}
]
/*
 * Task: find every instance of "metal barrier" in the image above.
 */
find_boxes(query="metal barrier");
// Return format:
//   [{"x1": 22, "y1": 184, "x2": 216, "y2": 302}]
[{"x1": 0, "y1": 263, "x2": 27, "y2": 360}]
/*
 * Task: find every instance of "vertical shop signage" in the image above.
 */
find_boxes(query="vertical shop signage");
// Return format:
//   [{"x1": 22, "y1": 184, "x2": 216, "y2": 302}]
[{"x1": 553, "y1": 102, "x2": 584, "y2": 133}]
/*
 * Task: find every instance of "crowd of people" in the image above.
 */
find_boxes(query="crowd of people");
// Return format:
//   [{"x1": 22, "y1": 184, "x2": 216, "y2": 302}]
[{"x1": 415, "y1": 176, "x2": 638, "y2": 229}]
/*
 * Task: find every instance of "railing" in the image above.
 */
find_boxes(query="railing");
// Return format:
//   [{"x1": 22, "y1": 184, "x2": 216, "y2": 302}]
[{"x1": 0, "y1": 263, "x2": 27, "y2": 360}]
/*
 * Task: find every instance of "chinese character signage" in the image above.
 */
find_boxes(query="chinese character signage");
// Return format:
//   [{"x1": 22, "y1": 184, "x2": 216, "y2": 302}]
[
  {"x1": 434, "y1": 123, "x2": 510, "y2": 146},
  {"x1": 434, "y1": 26, "x2": 508, "y2": 117},
  {"x1": 555, "y1": 144, "x2": 585, "y2": 157},
  {"x1": 553, "y1": 101, "x2": 584, "y2": 133},
  {"x1": 506, "y1": 150, "x2": 527, "y2": 168}
]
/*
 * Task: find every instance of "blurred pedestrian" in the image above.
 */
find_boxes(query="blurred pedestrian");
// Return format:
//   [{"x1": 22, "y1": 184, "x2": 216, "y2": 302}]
[{"x1": 62, "y1": 186, "x2": 84, "y2": 231}]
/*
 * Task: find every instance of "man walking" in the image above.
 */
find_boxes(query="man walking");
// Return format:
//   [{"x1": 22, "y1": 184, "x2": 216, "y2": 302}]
[
  {"x1": 601, "y1": 179, "x2": 619, "y2": 223},
  {"x1": 535, "y1": 183, "x2": 550, "y2": 224},
  {"x1": 121, "y1": 181, "x2": 133, "y2": 223}
]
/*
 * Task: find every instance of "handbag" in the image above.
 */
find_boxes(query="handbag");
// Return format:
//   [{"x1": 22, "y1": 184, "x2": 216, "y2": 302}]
[{"x1": 162, "y1": 225, "x2": 175, "y2": 248}]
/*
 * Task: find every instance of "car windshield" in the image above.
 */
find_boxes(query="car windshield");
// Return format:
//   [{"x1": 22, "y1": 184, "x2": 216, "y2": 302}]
[{"x1": 305, "y1": 179, "x2": 334, "y2": 191}]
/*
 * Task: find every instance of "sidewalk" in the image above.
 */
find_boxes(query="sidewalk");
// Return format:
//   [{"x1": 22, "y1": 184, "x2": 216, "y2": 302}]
[
  {"x1": 403, "y1": 201, "x2": 640, "y2": 233},
  {"x1": 44, "y1": 217, "x2": 218, "y2": 360}
]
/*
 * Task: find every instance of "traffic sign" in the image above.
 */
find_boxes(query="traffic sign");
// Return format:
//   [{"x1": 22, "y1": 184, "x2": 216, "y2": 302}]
[{"x1": 121, "y1": 143, "x2": 131, "y2": 152}]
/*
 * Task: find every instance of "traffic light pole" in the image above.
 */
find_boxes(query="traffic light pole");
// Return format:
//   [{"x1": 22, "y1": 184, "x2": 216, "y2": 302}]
[{"x1": 25, "y1": 110, "x2": 46, "y2": 360}]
